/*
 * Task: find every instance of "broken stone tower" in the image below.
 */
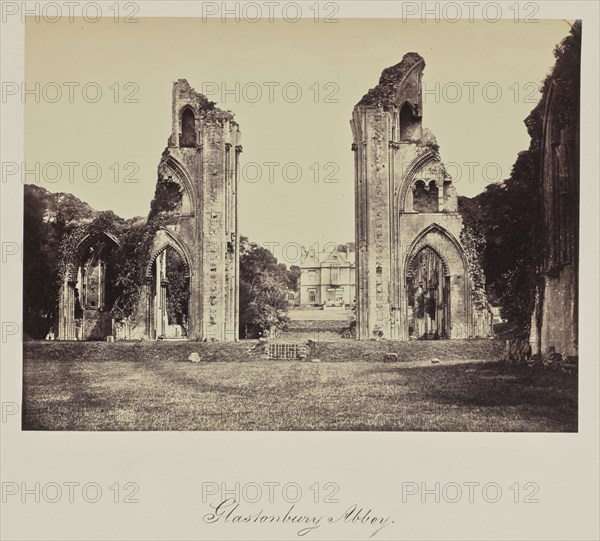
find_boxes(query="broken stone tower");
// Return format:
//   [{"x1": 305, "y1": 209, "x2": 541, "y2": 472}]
[
  {"x1": 57, "y1": 80, "x2": 241, "y2": 341},
  {"x1": 138, "y1": 79, "x2": 241, "y2": 341},
  {"x1": 351, "y1": 53, "x2": 491, "y2": 341}
]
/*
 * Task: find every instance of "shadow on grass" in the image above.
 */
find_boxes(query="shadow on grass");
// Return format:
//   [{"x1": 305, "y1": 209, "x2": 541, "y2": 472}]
[
  {"x1": 22, "y1": 344, "x2": 578, "y2": 432},
  {"x1": 363, "y1": 361, "x2": 578, "y2": 431}
]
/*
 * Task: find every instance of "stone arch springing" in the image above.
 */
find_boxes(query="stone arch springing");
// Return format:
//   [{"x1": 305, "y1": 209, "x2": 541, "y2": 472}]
[
  {"x1": 180, "y1": 105, "x2": 197, "y2": 147},
  {"x1": 65, "y1": 230, "x2": 120, "y2": 282}
]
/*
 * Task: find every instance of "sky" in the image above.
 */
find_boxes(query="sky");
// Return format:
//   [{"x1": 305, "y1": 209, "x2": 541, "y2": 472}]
[{"x1": 25, "y1": 17, "x2": 573, "y2": 256}]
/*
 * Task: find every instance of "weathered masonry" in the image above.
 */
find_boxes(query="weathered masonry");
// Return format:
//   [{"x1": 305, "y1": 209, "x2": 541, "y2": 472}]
[
  {"x1": 140, "y1": 79, "x2": 240, "y2": 341},
  {"x1": 351, "y1": 53, "x2": 491, "y2": 341},
  {"x1": 528, "y1": 23, "x2": 580, "y2": 360},
  {"x1": 59, "y1": 80, "x2": 241, "y2": 341}
]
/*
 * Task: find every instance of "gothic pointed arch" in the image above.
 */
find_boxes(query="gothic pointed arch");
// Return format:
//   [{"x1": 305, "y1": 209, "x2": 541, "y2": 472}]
[
  {"x1": 180, "y1": 104, "x2": 198, "y2": 147},
  {"x1": 403, "y1": 223, "x2": 467, "y2": 279},
  {"x1": 65, "y1": 230, "x2": 121, "y2": 282},
  {"x1": 396, "y1": 150, "x2": 438, "y2": 213},
  {"x1": 157, "y1": 154, "x2": 197, "y2": 216},
  {"x1": 145, "y1": 229, "x2": 193, "y2": 279},
  {"x1": 406, "y1": 244, "x2": 449, "y2": 278}
]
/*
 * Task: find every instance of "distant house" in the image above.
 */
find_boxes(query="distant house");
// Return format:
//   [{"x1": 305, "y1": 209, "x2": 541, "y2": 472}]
[{"x1": 299, "y1": 248, "x2": 355, "y2": 308}]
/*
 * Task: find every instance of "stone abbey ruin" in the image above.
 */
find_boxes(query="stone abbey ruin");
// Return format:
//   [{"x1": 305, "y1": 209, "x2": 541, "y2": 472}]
[
  {"x1": 56, "y1": 57, "x2": 492, "y2": 343},
  {"x1": 52, "y1": 43, "x2": 578, "y2": 356},
  {"x1": 58, "y1": 79, "x2": 241, "y2": 342},
  {"x1": 351, "y1": 53, "x2": 491, "y2": 340}
]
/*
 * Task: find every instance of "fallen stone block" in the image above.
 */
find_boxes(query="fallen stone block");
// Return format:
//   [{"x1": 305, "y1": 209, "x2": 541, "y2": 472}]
[{"x1": 188, "y1": 352, "x2": 202, "y2": 363}]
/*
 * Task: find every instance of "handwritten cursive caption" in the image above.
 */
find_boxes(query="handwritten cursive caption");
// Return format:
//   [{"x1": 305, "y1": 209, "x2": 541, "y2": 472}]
[{"x1": 203, "y1": 498, "x2": 393, "y2": 538}]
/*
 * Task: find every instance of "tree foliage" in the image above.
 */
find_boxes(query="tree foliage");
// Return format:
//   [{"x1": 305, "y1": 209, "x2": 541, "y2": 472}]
[
  {"x1": 23, "y1": 186, "x2": 60, "y2": 337},
  {"x1": 458, "y1": 21, "x2": 580, "y2": 332},
  {"x1": 239, "y1": 236, "x2": 294, "y2": 338},
  {"x1": 24, "y1": 186, "x2": 297, "y2": 340},
  {"x1": 459, "y1": 150, "x2": 542, "y2": 329},
  {"x1": 165, "y1": 248, "x2": 188, "y2": 325}
]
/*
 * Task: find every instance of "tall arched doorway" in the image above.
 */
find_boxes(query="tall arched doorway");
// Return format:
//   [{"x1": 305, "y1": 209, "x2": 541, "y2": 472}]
[
  {"x1": 76, "y1": 241, "x2": 119, "y2": 340},
  {"x1": 58, "y1": 231, "x2": 120, "y2": 340},
  {"x1": 149, "y1": 245, "x2": 190, "y2": 340},
  {"x1": 406, "y1": 246, "x2": 450, "y2": 340}
]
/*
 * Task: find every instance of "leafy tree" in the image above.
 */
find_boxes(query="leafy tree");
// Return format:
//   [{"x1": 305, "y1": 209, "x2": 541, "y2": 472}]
[
  {"x1": 239, "y1": 236, "x2": 291, "y2": 338},
  {"x1": 23, "y1": 186, "x2": 58, "y2": 337},
  {"x1": 337, "y1": 242, "x2": 355, "y2": 253},
  {"x1": 286, "y1": 265, "x2": 301, "y2": 291},
  {"x1": 458, "y1": 21, "x2": 580, "y2": 333},
  {"x1": 165, "y1": 248, "x2": 188, "y2": 325}
]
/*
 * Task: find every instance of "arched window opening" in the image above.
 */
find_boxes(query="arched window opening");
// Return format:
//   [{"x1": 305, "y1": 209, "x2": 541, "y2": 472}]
[
  {"x1": 399, "y1": 102, "x2": 420, "y2": 141},
  {"x1": 180, "y1": 108, "x2": 196, "y2": 147},
  {"x1": 412, "y1": 180, "x2": 439, "y2": 213}
]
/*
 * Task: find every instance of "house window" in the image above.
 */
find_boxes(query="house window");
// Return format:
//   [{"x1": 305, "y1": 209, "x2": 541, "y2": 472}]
[
  {"x1": 308, "y1": 289, "x2": 317, "y2": 303},
  {"x1": 335, "y1": 288, "x2": 344, "y2": 301},
  {"x1": 331, "y1": 266, "x2": 340, "y2": 283},
  {"x1": 308, "y1": 270, "x2": 316, "y2": 283}
]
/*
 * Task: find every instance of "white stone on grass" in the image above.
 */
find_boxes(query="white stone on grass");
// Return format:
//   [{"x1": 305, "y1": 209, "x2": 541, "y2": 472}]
[{"x1": 188, "y1": 352, "x2": 202, "y2": 363}]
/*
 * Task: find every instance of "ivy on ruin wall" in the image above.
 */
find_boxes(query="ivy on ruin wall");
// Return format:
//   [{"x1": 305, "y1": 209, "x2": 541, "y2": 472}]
[
  {"x1": 459, "y1": 225, "x2": 488, "y2": 312},
  {"x1": 458, "y1": 21, "x2": 580, "y2": 334},
  {"x1": 56, "y1": 190, "x2": 175, "y2": 322}
]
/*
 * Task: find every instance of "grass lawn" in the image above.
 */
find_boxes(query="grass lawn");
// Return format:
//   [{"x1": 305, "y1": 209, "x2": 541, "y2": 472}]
[{"x1": 22, "y1": 341, "x2": 577, "y2": 432}]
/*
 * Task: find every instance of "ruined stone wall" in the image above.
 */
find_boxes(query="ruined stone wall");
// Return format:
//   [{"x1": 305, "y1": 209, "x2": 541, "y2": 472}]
[
  {"x1": 141, "y1": 79, "x2": 241, "y2": 341},
  {"x1": 56, "y1": 80, "x2": 240, "y2": 342},
  {"x1": 351, "y1": 53, "x2": 491, "y2": 341},
  {"x1": 533, "y1": 77, "x2": 579, "y2": 359}
]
